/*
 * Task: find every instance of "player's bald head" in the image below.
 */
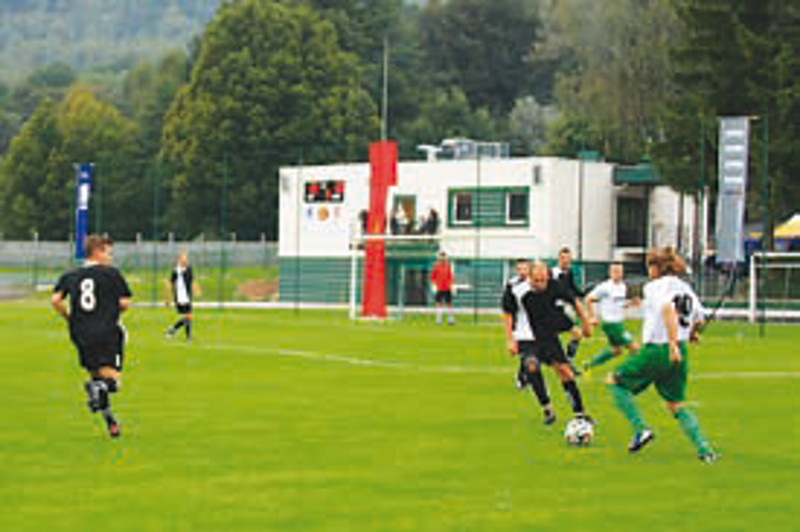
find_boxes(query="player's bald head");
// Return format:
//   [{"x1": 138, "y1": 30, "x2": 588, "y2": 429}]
[{"x1": 530, "y1": 261, "x2": 549, "y2": 291}]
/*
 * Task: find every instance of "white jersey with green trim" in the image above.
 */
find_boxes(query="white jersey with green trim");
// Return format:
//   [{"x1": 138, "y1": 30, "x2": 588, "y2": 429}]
[
  {"x1": 642, "y1": 276, "x2": 704, "y2": 344},
  {"x1": 588, "y1": 279, "x2": 627, "y2": 323}
]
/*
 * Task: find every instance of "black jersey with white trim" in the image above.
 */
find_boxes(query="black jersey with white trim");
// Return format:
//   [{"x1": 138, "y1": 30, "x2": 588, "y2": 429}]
[
  {"x1": 551, "y1": 266, "x2": 585, "y2": 299},
  {"x1": 520, "y1": 279, "x2": 576, "y2": 339},
  {"x1": 501, "y1": 275, "x2": 535, "y2": 341},
  {"x1": 54, "y1": 265, "x2": 131, "y2": 349},
  {"x1": 170, "y1": 265, "x2": 193, "y2": 305}
]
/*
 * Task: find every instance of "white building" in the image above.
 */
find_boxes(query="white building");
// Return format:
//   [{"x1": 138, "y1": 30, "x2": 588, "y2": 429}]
[{"x1": 278, "y1": 155, "x2": 698, "y2": 307}]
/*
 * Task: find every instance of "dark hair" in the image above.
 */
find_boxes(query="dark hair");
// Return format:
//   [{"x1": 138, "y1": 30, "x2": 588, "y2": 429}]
[
  {"x1": 85, "y1": 234, "x2": 113, "y2": 258},
  {"x1": 559, "y1": 247, "x2": 571, "y2": 255},
  {"x1": 516, "y1": 257, "x2": 530, "y2": 264}
]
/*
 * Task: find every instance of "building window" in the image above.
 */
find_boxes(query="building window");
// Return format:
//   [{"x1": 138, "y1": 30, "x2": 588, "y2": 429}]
[
  {"x1": 453, "y1": 193, "x2": 473, "y2": 224},
  {"x1": 532, "y1": 164, "x2": 542, "y2": 185},
  {"x1": 616, "y1": 196, "x2": 647, "y2": 247},
  {"x1": 506, "y1": 191, "x2": 527, "y2": 224}
]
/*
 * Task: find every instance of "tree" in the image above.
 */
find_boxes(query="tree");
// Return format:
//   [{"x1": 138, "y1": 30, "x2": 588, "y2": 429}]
[
  {"x1": 161, "y1": 0, "x2": 378, "y2": 240},
  {"x1": 546, "y1": 0, "x2": 680, "y2": 162},
  {"x1": 419, "y1": 0, "x2": 542, "y2": 115},
  {"x1": 395, "y1": 87, "x2": 499, "y2": 151},
  {"x1": 9, "y1": 62, "x2": 79, "y2": 123},
  {"x1": 507, "y1": 95, "x2": 555, "y2": 155},
  {"x1": 0, "y1": 87, "x2": 142, "y2": 239},
  {"x1": 652, "y1": 0, "x2": 800, "y2": 237}
]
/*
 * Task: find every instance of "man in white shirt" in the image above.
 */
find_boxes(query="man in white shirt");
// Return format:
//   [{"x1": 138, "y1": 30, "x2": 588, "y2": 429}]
[{"x1": 583, "y1": 263, "x2": 639, "y2": 372}]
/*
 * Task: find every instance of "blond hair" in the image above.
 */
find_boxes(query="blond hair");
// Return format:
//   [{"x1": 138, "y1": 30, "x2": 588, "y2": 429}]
[{"x1": 646, "y1": 246, "x2": 686, "y2": 276}]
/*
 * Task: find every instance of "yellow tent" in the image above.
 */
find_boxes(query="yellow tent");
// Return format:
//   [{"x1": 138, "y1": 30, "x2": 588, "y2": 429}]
[{"x1": 774, "y1": 214, "x2": 800, "y2": 239}]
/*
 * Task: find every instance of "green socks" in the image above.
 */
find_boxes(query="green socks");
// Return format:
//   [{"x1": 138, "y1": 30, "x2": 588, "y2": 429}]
[
  {"x1": 609, "y1": 384, "x2": 647, "y2": 433},
  {"x1": 675, "y1": 408, "x2": 711, "y2": 454},
  {"x1": 588, "y1": 348, "x2": 614, "y2": 368}
]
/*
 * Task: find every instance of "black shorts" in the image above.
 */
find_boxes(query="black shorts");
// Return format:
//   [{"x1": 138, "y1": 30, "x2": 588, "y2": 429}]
[
  {"x1": 532, "y1": 338, "x2": 569, "y2": 366},
  {"x1": 75, "y1": 326, "x2": 125, "y2": 371},
  {"x1": 176, "y1": 303, "x2": 192, "y2": 315},
  {"x1": 518, "y1": 340, "x2": 537, "y2": 357},
  {"x1": 435, "y1": 290, "x2": 453, "y2": 304}
]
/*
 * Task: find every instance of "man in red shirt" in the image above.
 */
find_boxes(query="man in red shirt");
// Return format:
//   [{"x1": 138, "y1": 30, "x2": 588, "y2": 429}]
[{"x1": 430, "y1": 251, "x2": 455, "y2": 325}]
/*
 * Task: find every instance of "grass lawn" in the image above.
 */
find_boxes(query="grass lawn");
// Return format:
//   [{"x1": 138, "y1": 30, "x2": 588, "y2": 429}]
[{"x1": 0, "y1": 303, "x2": 797, "y2": 531}]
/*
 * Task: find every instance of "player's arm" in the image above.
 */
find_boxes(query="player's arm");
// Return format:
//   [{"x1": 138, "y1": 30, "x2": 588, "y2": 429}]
[
  {"x1": 573, "y1": 299, "x2": 593, "y2": 337},
  {"x1": 662, "y1": 302, "x2": 681, "y2": 365},
  {"x1": 51, "y1": 291, "x2": 69, "y2": 322},
  {"x1": 560, "y1": 283, "x2": 592, "y2": 337},
  {"x1": 625, "y1": 296, "x2": 642, "y2": 308},
  {"x1": 689, "y1": 293, "x2": 706, "y2": 343},
  {"x1": 503, "y1": 314, "x2": 518, "y2": 355},
  {"x1": 501, "y1": 285, "x2": 518, "y2": 355},
  {"x1": 117, "y1": 271, "x2": 133, "y2": 313},
  {"x1": 585, "y1": 290, "x2": 599, "y2": 325},
  {"x1": 569, "y1": 272, "x2": 586, "y2": 298}
]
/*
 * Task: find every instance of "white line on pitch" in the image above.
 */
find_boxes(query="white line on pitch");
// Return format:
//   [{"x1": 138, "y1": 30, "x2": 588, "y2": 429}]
[{"x1": 195, "y1": 343, "x2": 800, "y2": 379}]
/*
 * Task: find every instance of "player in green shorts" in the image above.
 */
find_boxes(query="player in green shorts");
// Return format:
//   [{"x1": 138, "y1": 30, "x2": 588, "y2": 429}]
[
  {"x1": 606, "y1": 247, "x2": 718, "y2": 463},
  {"x1": 583, "y1": 263, "x2": 640, "y2": 373}
]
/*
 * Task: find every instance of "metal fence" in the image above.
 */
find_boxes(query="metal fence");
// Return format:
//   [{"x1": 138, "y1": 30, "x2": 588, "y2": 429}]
[{"x1": 0, "y1": 238, "x2": 279, "y2": 305}]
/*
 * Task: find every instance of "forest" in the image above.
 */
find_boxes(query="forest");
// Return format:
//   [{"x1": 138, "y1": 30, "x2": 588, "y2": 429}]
[{"x1": 0, "y1": 0, "x2": 797, "y2": 241}]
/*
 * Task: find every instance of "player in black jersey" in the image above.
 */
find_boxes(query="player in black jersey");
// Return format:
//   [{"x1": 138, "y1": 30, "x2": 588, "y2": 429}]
[
  {"x1": 551, "y1": 247, "x2": 587, "y2": 372},
  {"x1": 518, "y1": 262, "x2": 594, "y2": 423},
  {"x1": 52, "y1": 235, "x2": 132, "y2": 438},
  {"x1": 166, "y1": 252, "x2": 194, "y2": 341},
  {"x1": 503, "y1": 259, "x2": 556, "y2": 424}
]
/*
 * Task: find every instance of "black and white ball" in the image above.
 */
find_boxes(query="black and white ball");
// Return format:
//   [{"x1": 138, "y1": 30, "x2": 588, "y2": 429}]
[{"x1": 564, "y1": 417, "x2": 594, "y2": 446}]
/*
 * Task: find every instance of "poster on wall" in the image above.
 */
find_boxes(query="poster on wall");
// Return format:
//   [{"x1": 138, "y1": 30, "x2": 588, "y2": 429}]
[{"x1": 305, "y1": 180, "x2": 345, "y2": 203}]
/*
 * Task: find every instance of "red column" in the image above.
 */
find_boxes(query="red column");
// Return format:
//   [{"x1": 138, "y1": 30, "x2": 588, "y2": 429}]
[{"x1": 361, "y1": 141, "x2": 397, "y2": 318}]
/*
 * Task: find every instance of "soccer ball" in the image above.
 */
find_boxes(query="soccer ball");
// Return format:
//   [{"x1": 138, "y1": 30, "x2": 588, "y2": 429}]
[{"x1": 564, "y1": 417, "x2": 594, "y2": 446}]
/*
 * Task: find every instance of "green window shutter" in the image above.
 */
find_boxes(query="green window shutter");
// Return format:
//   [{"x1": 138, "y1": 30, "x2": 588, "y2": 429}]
[{"x1": 448, "y1": 187, "x2": 529, "y2": 228}]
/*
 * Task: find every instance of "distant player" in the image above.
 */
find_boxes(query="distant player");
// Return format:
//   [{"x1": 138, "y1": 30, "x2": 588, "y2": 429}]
[
  {"x1": 166, "y1": 251, "x2": 194, "y2": 341},
  {"x1": 502, "y1": 259, "x2": 555, "y2": 424},
  {"x1": 583, "y1": 263, "x2": 640, "y2": 372},
  {"x1": 431, "y1": 251, "x2": 455, "y2": 326},
  {"x1": 51, "y1": 235, "x2": 131, "y2": 438},
  {"x1": 551, "y1": 247, "x2": 586, "y2": 370},
  {"x1": 606, "y1": 246, "x2": 718, "y2": 463},
  {"x1": 510, "y1": 261, "x2": 594, "y2": 425}
]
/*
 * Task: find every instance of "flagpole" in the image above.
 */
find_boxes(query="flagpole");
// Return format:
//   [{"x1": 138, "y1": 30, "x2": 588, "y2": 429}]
[{"x1": 381, "y1": 36, "x2": 389, "y2": 141}]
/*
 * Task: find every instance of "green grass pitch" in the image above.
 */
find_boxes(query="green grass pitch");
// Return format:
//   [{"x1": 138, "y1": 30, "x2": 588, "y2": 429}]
[{"x1": 0, "y1": 302, "x2": 797, "y2": 531}]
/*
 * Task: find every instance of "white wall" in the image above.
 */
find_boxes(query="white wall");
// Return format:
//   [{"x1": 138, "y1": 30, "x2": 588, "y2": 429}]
[
  {"x1": 650, "y1": 187, "x2": 698, "y2": 257},
  {"x1": 278, "y1": 164, "x2": 370, "y2": 258},
  {"x1": 279, "y1": 157, "x2": 641, "y2": 262}
]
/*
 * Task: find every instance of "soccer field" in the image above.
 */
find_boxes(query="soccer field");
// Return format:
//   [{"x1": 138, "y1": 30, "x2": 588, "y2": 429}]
[{"x1": 1, "y1": 302, "x2": 797, "y2": 531}]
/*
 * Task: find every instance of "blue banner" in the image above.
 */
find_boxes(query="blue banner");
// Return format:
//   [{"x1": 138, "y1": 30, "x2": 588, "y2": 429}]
[{"x1": 74, "y1": 163, "x2": 93, "y2": 260}]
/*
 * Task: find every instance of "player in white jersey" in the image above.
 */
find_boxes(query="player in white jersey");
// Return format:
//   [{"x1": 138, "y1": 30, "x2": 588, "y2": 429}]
[
  {"x1": 606, "y1": 247, "x2": 718, "y2": 463},
  {"x1": 502, "y1": 259, "x2": 556, "y2": 424},
  {"x1": 583, "y1": 263, "x2": 640, "y2": 372}
]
